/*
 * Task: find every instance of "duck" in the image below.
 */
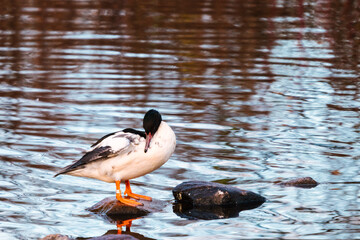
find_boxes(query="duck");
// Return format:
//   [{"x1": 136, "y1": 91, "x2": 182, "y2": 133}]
[{"x1": 54, "y1": 109, "x2": 176, "y2": 207}]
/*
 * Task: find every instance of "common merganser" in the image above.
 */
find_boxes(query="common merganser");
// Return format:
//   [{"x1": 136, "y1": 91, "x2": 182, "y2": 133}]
[{"x1": 54, "y1": 109, "x2": 176, "y2": 206}]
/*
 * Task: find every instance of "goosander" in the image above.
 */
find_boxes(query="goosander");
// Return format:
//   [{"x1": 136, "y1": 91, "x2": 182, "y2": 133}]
[{"x1": 54, "y1": 109, "x2": 176, "y2": 206}]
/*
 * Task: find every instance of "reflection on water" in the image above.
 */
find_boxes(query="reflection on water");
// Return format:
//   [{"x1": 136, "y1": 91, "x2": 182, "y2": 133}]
[
  {"x1": 173, "y1": 202, "x2": 265, "y2": 220},
  {"x1": 1, "y1": 0, "x2": 360, "y2": 239}
]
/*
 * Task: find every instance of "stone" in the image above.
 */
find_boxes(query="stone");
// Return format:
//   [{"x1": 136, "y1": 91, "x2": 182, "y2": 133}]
[
  {"x1": 88, "y1": 234, "x2": 138, "y2": 240},
  {"x1": 172, "y1": 181, "x2": 266, "y2": 207},
  {"x1": 86, "y1": 197, "x2": 166, "y2": 221},
  {"x1": 41, "y1": 234, "x2": 138, "y2": 240},
  {"x1": 100, "y1": 230, "x2": 154, "y2": 240},
  {"x1": 276, "y1": 177, "x2": 319, "y2": 188},
  {"x1": 40, "y1": 235, "x2": 72, "y2": 240}
]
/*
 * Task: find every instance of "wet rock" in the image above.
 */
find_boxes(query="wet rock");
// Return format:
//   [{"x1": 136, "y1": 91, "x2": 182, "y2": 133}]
[
  {"x1": 40, "y1": 234, "x2": 72, "y2": 240},
  {"x1": 86, "y1": 197, "x2": 166, "y2": 221},
  {"x1": 102, "y1": 230, "x2": 155, "y2": 240},
  {"x1": 172, "y1": 181, "x2": 266, "y2": 207},
  {"x1": 276, "y1": 177, "x2": 319, "y2": 188},
  {"x1": 89, "y1": 234, "x2": 138, "y2": 240},
  {"x1": 41, "y1": 234, "x2": 138, "y2": 240}
]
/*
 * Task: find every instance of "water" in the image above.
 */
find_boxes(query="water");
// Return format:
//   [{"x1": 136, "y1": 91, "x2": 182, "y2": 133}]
[{"x1": 1, "y1": 0, "x2": 360, "y2": 239}]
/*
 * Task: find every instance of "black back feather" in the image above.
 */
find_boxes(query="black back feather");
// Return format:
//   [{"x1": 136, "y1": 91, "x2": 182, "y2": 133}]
[
  {"x1": 123, "y1": 128, "x2": 146, "y2": 138},
  {"x1": 90, "y1": 131, "x2": 118, "y2": 148},
  {"x1": 54, "y1": 146, "x2": 113, "y2": 177}
]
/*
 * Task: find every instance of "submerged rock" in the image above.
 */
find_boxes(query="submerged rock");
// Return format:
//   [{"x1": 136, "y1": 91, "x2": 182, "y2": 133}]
[
  {"x1": 86, "y1": 197, "x2": 166, "y2": 221},
  {"x1": 41, "y1": 234, "x2": 138, "y2": 240},
  {"x1": 88, "y1": 234, "x2": 138, "y2": 240},
  {"x1": 101, "y1": 230, "x2": 155, "y2": 240},
  {"x1": 277, "y1": 177, "x2": 319, "y2": 188},
  {"x1": 40, "y1": 235, "x2": 72, "y2": 240},
  {"x1": 173, "y1": 181, "x2": 266, "y2": 207}
]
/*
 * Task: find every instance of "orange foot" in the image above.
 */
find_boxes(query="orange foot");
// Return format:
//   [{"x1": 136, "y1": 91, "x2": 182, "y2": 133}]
[
  {"x1": 124, "y1": 180, "x2": 152, "y2": 201},
  {"x1": 115, "y1": 180, "x2": 143, "y2": 207},
  {"x1": 116, "y1": 194, "x2": 143, "y2": 207}
]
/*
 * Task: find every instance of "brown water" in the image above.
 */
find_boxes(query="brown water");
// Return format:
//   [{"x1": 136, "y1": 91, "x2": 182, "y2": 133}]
[{"x1": 1, "y1": 0, "x2": 360, "y2": 239}]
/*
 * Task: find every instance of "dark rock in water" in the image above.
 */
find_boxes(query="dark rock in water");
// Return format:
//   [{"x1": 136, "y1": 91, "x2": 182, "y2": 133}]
[
  {"x1": 102, "y1": 230, "x2": 155, "y2": 240},
  {"x1": 41, "y1": 234, "x2": 138, "y2": 240},
  {"x1": 40, "y1": 235, "x2": 72, "y2": 240},
  {"x1": 277, "y1": 177, "x2": 319, "y2": 188},
  {"x1": 89, "y1": 234, "x2": 139, "y2": 240},
  {"x1": 87, "y1": 197, "x2": 149, "y2": 219},
  {"x1": 86, "y1": 197, "x2": 166, "y2": 221},
  {"x1": 172, "y1": 181, "x2": 266, "y2": 220},
  {"x1": 173, "y1": 181, "x2": 266, "y2": 207}
]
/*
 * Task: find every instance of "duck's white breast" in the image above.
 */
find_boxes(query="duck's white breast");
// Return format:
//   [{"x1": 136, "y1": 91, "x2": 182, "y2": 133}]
[{"x1": 116, "y1": 121, "x2": 176, "y2": 180}]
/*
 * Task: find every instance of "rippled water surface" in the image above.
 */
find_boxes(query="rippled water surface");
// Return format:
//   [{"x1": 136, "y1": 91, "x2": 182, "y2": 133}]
[{"x1": 1, "y1": 0, "x2": 360, "y2": 239}]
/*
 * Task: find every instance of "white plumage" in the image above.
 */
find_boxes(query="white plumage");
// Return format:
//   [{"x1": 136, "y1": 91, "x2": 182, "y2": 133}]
[
  {"x1": 55, "y1": 109, "x2": 176, "y2": 206},
  {"x1": 67, "y1": 121, "x2": 176, "y2": 182}
]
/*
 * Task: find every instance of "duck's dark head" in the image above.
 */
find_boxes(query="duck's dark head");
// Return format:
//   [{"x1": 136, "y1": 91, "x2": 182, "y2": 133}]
[{"x1": 143, "y1": 109, "x2": 162, "y2": 153}]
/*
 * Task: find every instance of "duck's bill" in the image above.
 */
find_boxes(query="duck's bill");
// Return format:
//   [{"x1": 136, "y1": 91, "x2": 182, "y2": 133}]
[{"x1": 145, "y1": 133, "x2": 152, "y2": 153}]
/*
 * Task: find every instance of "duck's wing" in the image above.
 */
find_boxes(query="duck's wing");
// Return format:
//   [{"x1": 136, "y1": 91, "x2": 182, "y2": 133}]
[{"x1": 54, "y1": 129, "x2": 145, "y2": 177}]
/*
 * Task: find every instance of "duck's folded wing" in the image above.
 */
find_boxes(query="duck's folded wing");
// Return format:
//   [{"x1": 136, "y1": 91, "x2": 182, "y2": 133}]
[{"x1": 54, "y1": 131, "x2": 143, "y2": 176}]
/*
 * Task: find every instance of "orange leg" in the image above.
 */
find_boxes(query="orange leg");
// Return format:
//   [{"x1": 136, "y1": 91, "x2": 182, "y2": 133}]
[
  {"x1": 115, "y1": 180, "x2": 142, "y2": 207},
  {"x1": 124, "y1": 180, "x2": 152, "y2": 201},
  {"x1": 116, "y1": 219, "x2": 133, "y2": 234}
]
